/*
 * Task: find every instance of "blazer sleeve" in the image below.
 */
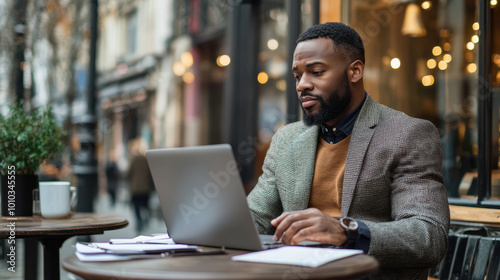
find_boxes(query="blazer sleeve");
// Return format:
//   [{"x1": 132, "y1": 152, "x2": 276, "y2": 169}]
[
  {"x1": 362, "y1": 120, "x2": 450, "y2": 268},
  {"x1": 247, "y1": 130, "x2": 285, "y2": 234}
]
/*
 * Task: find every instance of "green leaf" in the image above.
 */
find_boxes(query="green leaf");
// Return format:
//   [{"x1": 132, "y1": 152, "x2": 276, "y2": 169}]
[{"x1": 0, "y1": 102, "x2": 67, "y2": 175}]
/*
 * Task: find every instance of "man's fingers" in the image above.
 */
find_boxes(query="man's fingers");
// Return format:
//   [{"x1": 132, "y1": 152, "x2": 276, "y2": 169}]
[
  {"x1": 271, "y1": 212, "x2": 289, "y2": 226},
  {"x1": 272, "y1": 211, "x2": 308, "y2": 241},
  {"x1": 271, "y1": 212, "x2": 292, "y2": 241},
  {"x1": 281, "y1": 219, "x2": 314, "y2": 245},
  {"x1": 271, "y1": 208, "x2": 349, "y2": 246},
  {"x1": 273, "y1": 211, "x2": 312, "y2": 242}
]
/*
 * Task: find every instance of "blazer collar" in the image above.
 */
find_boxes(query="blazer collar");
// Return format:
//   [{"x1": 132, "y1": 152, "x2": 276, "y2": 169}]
[{"x1": 341, "y1": 94, "x2": 380, "y2": 216}]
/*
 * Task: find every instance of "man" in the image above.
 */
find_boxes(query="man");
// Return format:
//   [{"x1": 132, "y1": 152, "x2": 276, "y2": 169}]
[{"x1": 247, "y1": 22, "x2": 449, "y2": 279}]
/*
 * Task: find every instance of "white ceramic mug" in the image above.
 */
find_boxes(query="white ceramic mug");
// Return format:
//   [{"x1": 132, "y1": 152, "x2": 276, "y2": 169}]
[{"x1": 38, "y1": 181, "x2": 77, "y2": 218}]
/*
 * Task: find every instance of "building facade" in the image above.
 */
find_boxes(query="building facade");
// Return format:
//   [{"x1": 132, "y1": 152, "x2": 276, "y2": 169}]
[{"x1": 94, "y1": 0, "x2": 500, "y2": 205}]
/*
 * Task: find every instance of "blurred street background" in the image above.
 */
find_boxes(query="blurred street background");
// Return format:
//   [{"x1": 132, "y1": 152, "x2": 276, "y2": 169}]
[{"x1": 1, "y1": 0, "x2": 500, "y2": 279}]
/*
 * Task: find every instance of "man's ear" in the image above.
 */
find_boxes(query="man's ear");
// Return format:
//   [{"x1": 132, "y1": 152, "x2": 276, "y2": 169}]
[{"x1": 348, "y1": 60, "x2": 364, "y2": 83}]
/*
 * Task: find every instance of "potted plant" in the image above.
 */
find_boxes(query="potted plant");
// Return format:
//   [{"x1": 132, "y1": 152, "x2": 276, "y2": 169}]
[{"x1": 0, "y1": 102, "x2": 66, "y2": 216}]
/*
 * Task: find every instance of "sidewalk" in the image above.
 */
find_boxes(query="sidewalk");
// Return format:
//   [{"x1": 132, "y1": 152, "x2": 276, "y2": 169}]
[{"x1": 0, "y1": 187, "x2": 166, "y2": 280}]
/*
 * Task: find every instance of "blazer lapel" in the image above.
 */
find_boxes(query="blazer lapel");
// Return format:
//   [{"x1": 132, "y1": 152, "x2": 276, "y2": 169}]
[
  {"x1": 291, "y1": 125, "x2": 319, "y2": 210},
  {"x1": 341, "y1": 95, "x2": 380, "y2": 216}
]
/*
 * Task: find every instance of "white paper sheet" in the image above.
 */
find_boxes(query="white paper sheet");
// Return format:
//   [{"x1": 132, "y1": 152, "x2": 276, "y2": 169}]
[
  {"x1": 75, "y1": 252, "x2": 164, "y2": 262},
  {"x1": 232, "y1": 246, "x2": 363, "y2": 267},
  {"x1": 76, "y1": 242, "x2": 197, "y2": 253},
  {"x1": 75, "y1": 241, "x2": 198, "y2": 262},
  {"x1": 109, "y1": 234, "x2": 173, "y2": 244},
  {"x1": 94, "y1": 242, "x2": 196, "y2": 252}
]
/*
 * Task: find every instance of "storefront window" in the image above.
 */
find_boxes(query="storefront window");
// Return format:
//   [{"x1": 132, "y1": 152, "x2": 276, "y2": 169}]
[
  {"x1": 491, "y1": 3, "x2": 500, "y2": 200},
  {"x1": 256, "y1": 2, "x2": 288, "y2": 148},
  {"x1": 301, "y1": 0, "x2": 314, "y2": 32},
  {"x1": 491, "y1": 1, "x2": 500, "y2": 88},
  {"x1": 344, "y1": 0, "x2": 480, "y2": 200}
]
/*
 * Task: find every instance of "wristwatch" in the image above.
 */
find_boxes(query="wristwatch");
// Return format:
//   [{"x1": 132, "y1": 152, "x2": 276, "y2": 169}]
[{"x1": 339, "y1": 217, "x2": 359, "y2": 247}]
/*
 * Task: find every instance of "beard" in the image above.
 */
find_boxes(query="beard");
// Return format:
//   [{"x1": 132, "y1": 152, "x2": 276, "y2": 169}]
[{"x1": 301, "y1": 71, "x2": 352, "y2": 126}]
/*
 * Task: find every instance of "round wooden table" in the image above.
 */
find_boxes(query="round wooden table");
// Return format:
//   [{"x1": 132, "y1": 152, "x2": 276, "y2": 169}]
[
  {"x1": 0, "y1": 213, "x2": 128, "y2": 280},
  {"x1": 63, "y1": 248, "x2": 379, "y2": 280}
]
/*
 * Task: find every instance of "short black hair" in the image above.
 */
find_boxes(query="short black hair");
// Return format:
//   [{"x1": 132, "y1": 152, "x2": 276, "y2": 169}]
[{"x1": 297, "y1": 22, "x2": 365, "y2": 64}]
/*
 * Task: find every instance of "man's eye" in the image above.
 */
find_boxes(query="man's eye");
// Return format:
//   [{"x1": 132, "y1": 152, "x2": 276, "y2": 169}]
[
  {"x1": 294, "y1": 75, "x2": 301, "y2": 81},
  {"x1": 312, "y1": 71, "x2": 323, "y2": 75}
]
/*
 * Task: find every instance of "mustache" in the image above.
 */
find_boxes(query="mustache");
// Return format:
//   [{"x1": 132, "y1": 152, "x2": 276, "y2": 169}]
[{"x1": 299, "y1": 91, "x2": 318, "y2": 98}]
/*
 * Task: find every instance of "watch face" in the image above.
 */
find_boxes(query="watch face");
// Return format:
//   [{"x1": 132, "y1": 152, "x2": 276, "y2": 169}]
[{"x1": 341, "y1": 218, "x2": 359, "y2": 230}]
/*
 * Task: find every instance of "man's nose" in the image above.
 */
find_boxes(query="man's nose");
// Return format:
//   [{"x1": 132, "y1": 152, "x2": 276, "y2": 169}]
[{"x1": 296, "y1": 75, "x2": 313, "y2": 93}]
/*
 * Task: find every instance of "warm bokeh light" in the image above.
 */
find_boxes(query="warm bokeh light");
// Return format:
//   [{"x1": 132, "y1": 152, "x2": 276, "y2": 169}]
[
  {"x1": 439, "y1": 29, "x2": 450, "y2": 38},
  {"x1": 432, "y1": 46, "x2": 442, "y2": 56},
  {"x1": 427, "y1": 59, "x2": 437, "y2": 69},
  {"x1": 276, "y1": 79, "x2": 286, "y2": 91},
  {"x1": 467, "y1": 42, "x2": 475, "y2": 50},
  {"x1": 443, "y1": 54, "x2": 452, "y2": 63},
  {"x1": 267, "y1": 39, "x2": 279, "y2": 50},
  {"x1": 443, "y1": 42, "x2": 451, "y2": 52},
  {"x1": 182, "y1": 72, "x2": 195, "y2": 83},
  {"x1": 467, "y1": 63, "x2": 477, "y2": 73},
  {"x1": 491, "y1": 0, "x2": 498, "y2": 7},
  {"x1": 438, "y1": 60, "x2": 448, "y2": 70},
  {"x1": 494, "y1": 54, "x2": 500, "y2": 66},
  {"x1": 471, "y1": 35, "x2": 479, "y2": 44},
  {"x1": 390, "y1": 58, "x2": 401, "y2": 69},
  {"x1": 422, "y1": 75, "x2": 435, "y2": 86},
  {"x1": 180, "y1": 52, "x2": 193, "y2": 67},
  {"x1": 173, "y1": 62, "x2": 186, "y2": 76},
  {"x1": 216, "y1": 55, "x2": 231, "y2": 67},
  {"x1": 257, "y1": 72, "x2": 269, "y2": 84},
  {"x1": 496, "y1": 71, "x2": 500, "y2": 82},
  {"x1": 472, "y1": 22, "x2": 480, "y2": 30},
  {"x1": 421, "y1": 1, "x2": 432, "y2": 9}
]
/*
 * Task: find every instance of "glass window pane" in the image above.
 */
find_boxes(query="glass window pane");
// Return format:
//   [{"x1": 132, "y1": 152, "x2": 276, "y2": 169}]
[
  {"x1": 493, "y1": 90, "x2": 500, "y2": 200},
  {"x1": 491, "y1": 2, "x2": 500, "y2": 88},
  {"x1": 255, "y1": 1, "x2": 288, "y2": 179},
  {"x1": 301, "y1": 0, "x2": 314, "y2": 32},
  {"x1": 345, "y1": 0, "x2": 479, "y2": 199},
  {"x1": 492, "y1": 3, "x2": 500, "y2": 201},
  {"x1": 126, "y1": 10, "x2": 137, "y2": 56}
]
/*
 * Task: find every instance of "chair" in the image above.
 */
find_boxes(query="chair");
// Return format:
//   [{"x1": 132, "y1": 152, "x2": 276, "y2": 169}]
[
  {"x1": 485, "y1": 238, "x2": 500, "y2": 280},
  {"x1": 429, "y1": 205, "x2": 500, "y2": 280},
  {"x1": 434, "y1": 234, "x2": 500, "y2": 280},
  {"x1": 437, "y1": 234, "x2": 469, "y2": 279},
  {"x1": 470, "y1": 237, "x2": 494, "y2": 280}
]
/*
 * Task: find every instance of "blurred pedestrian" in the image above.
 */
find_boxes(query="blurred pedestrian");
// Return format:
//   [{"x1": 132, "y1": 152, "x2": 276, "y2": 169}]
[
  {"x1": 105, "y1": 150, "x2": 119, "y2": 207},
  {"x1": 126, "y1": 138, "x2": 154, "y2": 233}
]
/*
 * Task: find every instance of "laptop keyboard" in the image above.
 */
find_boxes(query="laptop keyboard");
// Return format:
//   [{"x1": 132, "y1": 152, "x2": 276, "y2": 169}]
[
  {"x1": 259, "y1": 234, "x2": 337, "y2": 249},
  {"x1": 259, "y1": 234, "x2": 285, "y2": 249}
]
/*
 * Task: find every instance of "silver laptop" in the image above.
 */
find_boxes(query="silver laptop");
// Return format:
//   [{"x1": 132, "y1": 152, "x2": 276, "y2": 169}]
[{"x1": 146, "y1": 144, "x2": 282, "y2": 251}]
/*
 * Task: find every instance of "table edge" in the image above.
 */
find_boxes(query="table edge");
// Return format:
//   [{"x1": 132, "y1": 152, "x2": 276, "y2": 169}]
[{"x1": 62, "y1": 252, "x2": 379, "y2": 280}]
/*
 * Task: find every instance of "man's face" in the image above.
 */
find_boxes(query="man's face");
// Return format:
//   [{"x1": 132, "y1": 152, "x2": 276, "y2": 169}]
[{"x1": 292, "y1": 38, "x2": 352, "y2": 126}]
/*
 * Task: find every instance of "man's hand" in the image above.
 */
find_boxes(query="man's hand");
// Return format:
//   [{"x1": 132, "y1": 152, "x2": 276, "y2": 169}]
[{"x1": 271, "y1": 208, "x2": 347, "y2": 246}]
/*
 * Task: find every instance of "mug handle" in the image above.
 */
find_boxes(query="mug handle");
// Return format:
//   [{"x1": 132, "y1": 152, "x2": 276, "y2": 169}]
[
  {"x1": 70, "y1": 186, "x2": 77, "y2": 212},
  {"x1": 32, "y1": 188, "x2": 41, "y2": 215}
]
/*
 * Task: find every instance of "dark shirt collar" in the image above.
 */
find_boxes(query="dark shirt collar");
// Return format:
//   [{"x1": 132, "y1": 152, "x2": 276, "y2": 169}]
[{"x1": 320, "y1": 92, "x2": 367, "y2": 144}]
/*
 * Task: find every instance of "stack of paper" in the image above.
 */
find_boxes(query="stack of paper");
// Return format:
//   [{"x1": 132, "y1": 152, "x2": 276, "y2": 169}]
[
  {"x1": 109, "y1": 234, "x2": 176, "y2": 244},
  {"x1": 232, "y1": 246, "x2": 363, "y2": 267},
  {"x1": 75, "y1": 234, "x2": 198, "y2": 261}
]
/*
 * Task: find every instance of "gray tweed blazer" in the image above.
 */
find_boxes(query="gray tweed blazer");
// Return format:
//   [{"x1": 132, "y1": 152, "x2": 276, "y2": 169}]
[{"x1": 247, "y1": 94, "x2": 450, "y2": 280}]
